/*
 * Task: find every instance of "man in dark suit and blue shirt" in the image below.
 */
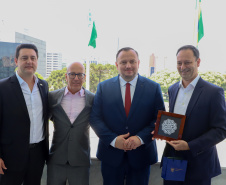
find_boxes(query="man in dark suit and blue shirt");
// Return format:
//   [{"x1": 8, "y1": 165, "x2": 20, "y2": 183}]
[
  {"x1": 162, "y1": 45, "x2": 226, "y2": 185},
  {"x1": 0, "y1": 44, "x2": 49, "y2": 185},
  {"x1": 90, "y1": 47, "x2": 165, "y2": 185}
]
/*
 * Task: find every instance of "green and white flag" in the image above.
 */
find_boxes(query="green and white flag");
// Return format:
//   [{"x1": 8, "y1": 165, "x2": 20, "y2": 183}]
[
  {"x1": 197, "y1": 0, "x2": 204, "y2": 44},
  {"x1": 88, "y1": 21, "x2": 97, "y2": 48}
]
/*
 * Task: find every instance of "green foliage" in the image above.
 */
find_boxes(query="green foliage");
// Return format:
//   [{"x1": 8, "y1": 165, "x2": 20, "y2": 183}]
[
  {"x1": 46, "y1": 67, "x2": 67, "y2": 91},
  {"x1": 15, "y1": 67, "x2": 44, "y2": 79},
  {"x1": 35, "y1": 72, "x2": 44, "y2": 79},
  {"x1": 85, "y1": 63, "x2": 118, "y2": 93},
  {"x1": 149, "y1": 70, "x2": 180, "y2": 94},
  {"x1": 46, "y1": 64, "x2": 118, "y2": 93},
  {"x1": 149, "y1": 70, "x2": 226, "y2": 99},
  {"x1": 199, "y1": 71, "x2": 226, "y2": 90}
]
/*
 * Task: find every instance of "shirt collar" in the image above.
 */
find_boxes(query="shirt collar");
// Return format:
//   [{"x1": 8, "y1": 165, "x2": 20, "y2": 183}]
[
  {"x1": 16, "y1": 71, "x2": 38, "y2": 85},
  {"x1": 179, "y1": 74, "x2": 200, "y2": 89},
  {"x1": 119, "y1": 75, "x2": 138, "y2": 87},
  {"x1": 64, "y1": 86, "x2": 85, "y2": 97}
]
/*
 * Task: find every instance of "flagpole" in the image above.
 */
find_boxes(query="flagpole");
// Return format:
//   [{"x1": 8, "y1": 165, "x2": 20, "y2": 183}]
[
  {"x1": 87, "y1": 21, "x2": 97, "y2": 91},
  {"x1": 86, "y1": 56, "x2": 90, "y2": 91},
  {"x1": 86, "y1": 10, "x2": 92, "y2": 91}
]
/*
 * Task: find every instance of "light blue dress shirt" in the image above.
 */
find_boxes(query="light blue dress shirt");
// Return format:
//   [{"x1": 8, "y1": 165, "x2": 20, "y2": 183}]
[
  {"x1": 16, "y1": 72, "x2": 44, "y2": 144},
  {"x1": 174, "y1": 75, "x2": 200, "y2": 115}
]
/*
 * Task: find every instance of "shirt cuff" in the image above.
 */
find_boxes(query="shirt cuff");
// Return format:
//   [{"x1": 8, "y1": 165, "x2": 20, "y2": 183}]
[
  {"x1": 110, "y1": 137, "x2": 117, "y2": 147},
  {"x1": 137, "y1": 136, "x2": 144, "y2": 145}
]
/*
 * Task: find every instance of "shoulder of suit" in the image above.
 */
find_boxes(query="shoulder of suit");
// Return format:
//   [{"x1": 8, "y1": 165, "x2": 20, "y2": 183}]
[
  {"x1": 49, "y1": 87, "x2": 65, "y2": 96},
  {"x1": 139, "y1": 75, "x2": 159, "y2": 86},
  {"x1": 0, "y1": 75, "x2": 16, "y2": 88},
  {"x1": 38, "y1": 78, "x2": 48, "y2": 85},
  {"x1": 0, "y1": 76, "x2": 11, "y2": 85},
  {"x1": 84, "y1": 89, "x2": 95, "y2": 97},
  {"x1": 169, "y1": 81, "x2": 180, "y2": 91},
  {"x1": 198, "y1": 77, "x2": 223, "y2": 91},
  {"x1": 96, "y1": 76, "x2": 118, "y2": 88}
]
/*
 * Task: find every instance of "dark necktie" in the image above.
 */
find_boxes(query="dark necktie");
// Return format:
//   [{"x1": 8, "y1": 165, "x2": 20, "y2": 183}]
[{"x1": 125, "y1": 83, "x2": 131, "y2": 117}]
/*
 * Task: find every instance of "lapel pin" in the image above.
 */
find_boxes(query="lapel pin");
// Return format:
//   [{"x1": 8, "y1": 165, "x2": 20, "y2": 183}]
[{"x1": 40, "y1": 84, "x2": 43, "y2": 86}]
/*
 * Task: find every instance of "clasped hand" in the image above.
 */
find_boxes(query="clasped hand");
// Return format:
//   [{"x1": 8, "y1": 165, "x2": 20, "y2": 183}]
[
  {"x1": 115, "y1": 133, "x2": 141, "y2": 151},
  {"x1": 151, "y1": 130, "x2": 190, "y2": 151}
]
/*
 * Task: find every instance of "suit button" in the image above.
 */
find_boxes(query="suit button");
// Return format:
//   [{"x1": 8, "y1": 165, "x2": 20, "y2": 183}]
[
  {"x1": 125, "y1": 126, "x2": 128, "y2": 129},
  {"x1": 71, "y1": 125, "x2": 74, "y2": 128}
]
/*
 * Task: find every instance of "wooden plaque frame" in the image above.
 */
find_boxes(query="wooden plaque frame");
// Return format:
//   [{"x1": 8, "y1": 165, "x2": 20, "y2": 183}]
[{"x1": 153, "y1": 110, "x2": 186, "y2": 141}]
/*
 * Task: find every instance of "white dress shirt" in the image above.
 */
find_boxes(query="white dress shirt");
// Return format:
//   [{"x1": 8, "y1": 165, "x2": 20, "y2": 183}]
[
  {"x1": 119, "y1": 75, "x2": 138, "y2": 106},
  {"x1": 16, "y1": 72, "x2": 44, "y2": 144},
  {"x1": 111, "y1": 75, "x2": 144, "y2": 147},
  {"x1": 61, "y1": 87, "x2": 85, "y2": 123},
  {"x1": 174, "y1": 75, "x2": 200, "y2": 115}
]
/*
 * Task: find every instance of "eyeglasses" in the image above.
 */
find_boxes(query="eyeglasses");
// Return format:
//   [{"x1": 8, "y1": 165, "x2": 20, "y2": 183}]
[{"x1": 67, "y1": 72, "x2": 85, "y2": 79}]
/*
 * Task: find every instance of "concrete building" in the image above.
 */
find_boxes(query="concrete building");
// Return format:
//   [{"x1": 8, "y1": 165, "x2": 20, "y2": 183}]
[
  {"x1": 15, "y1": 32, "x2": 46, "y2": 78},
  {"x1": 46, "y1": 52, "x2": 63, "y2": 77}
]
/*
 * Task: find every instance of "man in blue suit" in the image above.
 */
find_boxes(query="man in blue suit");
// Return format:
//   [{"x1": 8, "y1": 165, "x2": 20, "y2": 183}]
[
  {"x1": 162, "y1": 45, "x2": 226, "y2": 185},
  {"x1": 90, "y1": 47, "x2": 165, "y2": 185}
]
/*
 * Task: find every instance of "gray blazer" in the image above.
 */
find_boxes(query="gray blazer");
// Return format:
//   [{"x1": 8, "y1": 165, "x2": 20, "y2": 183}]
[{"x1": 48, "y1": 87, "x2": 95, "y2": 167}]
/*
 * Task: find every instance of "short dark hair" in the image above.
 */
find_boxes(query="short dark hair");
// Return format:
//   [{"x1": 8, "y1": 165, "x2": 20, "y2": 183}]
[
  {"x1": 116, "y1": 47, "x2": 139, "y2": 60},
  {"x1": 15, "y1": 44, "x2": 39, "y2": 59},
  {"x1": 176, "y1": 45, "x2": 199, "y2": 60}
]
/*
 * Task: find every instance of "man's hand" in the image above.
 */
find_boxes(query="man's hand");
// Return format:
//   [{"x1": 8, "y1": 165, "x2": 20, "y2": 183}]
[
  {"x1": 124, "y1": 136, "x2": 141, "y2": 150},
  {"x1": 115, "y1": 133, "x2": 130, "y2": 150},
  {"x1": 0, "y1": 158, "x2": 7, "y2": 174},
  {"x1": 167, "y1": 140, "x2": 190, "y2": 151}
]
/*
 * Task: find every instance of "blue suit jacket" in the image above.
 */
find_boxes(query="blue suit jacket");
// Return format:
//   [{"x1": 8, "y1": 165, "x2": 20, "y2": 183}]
[
  {"x1": 90, "y1": 75, "x2": 165, "y2": 169},
  {"x1": 162, "y1": 77, "x2": 226, "y2": 180}
]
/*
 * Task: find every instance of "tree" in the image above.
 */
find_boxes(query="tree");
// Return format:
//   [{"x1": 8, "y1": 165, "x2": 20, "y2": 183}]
[
  {"x1": 85, "y1": 63, "x2": 118, "y2": 93},
  {"x1": 46, "y1": 67, "x2": 67, "y2": 91},
  {"x1": 199, "y1": 71, "x2": 226, "y2": 89},
  {"x1": 149, "y1": 70, "x2": 180, "y2": 95},
  {"x1": 149, "y1": 70, "x2": 226, "y2": 98},
  {"x1": 46, "y1": 64, "x2": 118, "y2": 93},
  {"x1": 15, "y1": 67, "x2": 44, "y2": 80}
]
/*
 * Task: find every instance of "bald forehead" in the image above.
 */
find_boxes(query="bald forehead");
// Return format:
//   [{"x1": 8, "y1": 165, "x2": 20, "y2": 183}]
[{"x1": 67, "y1": 62, "x2": 85, "y2": 73}]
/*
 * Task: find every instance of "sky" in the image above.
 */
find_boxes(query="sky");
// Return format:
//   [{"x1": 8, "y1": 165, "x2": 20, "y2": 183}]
[{"x1": 0, "y1": 0, "x2": 226, "y2": 75}]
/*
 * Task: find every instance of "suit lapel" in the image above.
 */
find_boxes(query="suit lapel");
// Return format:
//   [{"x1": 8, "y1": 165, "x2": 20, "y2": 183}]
[
  {"x1": 10, "y1": 75, "x2": 30, "y2": 118},
  {"x1": 37, "y1": 79, "x2": 47, "y2": 118},
  {"x1": 170, "y1": 82, "x2": 180, "y2": 113},
  {"x1": 185, "y1": 78, "x2": 204, "y2": 118},
  {"x1": 128, "y1": 75, "x2": 144, "y2": 117},
  {"x1": 112, "y1": 76, "x2": 126, "y2": 118},
  {"x1": 55, "y1": 88, "x2": 72, "y2": 125},
  {"x1": 55, "y1": 88, "x2": 65, "y2": 105}
]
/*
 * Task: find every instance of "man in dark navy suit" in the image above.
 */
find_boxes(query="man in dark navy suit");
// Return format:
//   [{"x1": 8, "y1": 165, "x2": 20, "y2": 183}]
[
  {"x1": 90, "y1": 47, "x2": 165, "y2": 185},
  {"x1": 0, "y1": 44, "x2": 49, "y2": 185},
  {"x1": 162, "y1": 45, "x2": 226, "y2": 185}
]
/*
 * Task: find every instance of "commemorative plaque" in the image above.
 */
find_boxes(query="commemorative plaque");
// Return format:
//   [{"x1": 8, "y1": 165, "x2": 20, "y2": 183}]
[{"x1": 153, "y1": 110, "x2": 186, "y2": 141}]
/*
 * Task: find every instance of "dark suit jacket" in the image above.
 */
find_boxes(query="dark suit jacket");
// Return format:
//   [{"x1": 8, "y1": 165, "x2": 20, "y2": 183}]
[
  {"x1": 48, "y1": 87, "x2": 94, "y2": 166},
  {"x1": 90, "y1": 75, "x2": 165, "y2": 169},
  {"x1": 0, "y1": 74, "x2": 49, "y2": 171},
  {"x1": 162, "y1": 77, "x2": 226, "y2": 180}
]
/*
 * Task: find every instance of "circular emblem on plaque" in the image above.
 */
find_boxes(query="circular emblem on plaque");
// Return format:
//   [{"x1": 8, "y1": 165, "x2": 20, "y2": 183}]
[{"x1": 162, "y1": 119, "x2": 177, "y2": 135}]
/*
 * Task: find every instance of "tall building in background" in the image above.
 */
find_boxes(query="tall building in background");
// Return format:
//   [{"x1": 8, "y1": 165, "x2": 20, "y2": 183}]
[
  {"x1": 46, "y1": 52, "x2": 62, "y2": 77},
  {"x1": 0, "y1": 41, "x2": 20, "y2": 79},
  {"x1": 15, "y1": 32, "x2": 46, "y2": 78},
  {"x1": 62, "y1": 62, "x2": 67, "y2": 69},
  {"x1": 149, "y1": 53, "x2": 156, "y2": 76}
]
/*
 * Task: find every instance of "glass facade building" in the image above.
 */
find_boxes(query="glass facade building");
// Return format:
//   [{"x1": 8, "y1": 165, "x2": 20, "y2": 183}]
[{"x1": 0, "y1": 41, "x2": 20, "y2": 80}]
